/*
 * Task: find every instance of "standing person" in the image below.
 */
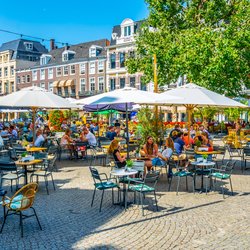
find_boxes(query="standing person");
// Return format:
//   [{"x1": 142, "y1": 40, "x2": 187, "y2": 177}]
[
  {"x1": 80, "y1": 127, "x2": 97, "y2": 147},
  {"x1": 108, "y1": 139, "x2": 126, "y2": 168},
  {"x1": 142, "y1": 136, "x2": 159, "y2": 171}
]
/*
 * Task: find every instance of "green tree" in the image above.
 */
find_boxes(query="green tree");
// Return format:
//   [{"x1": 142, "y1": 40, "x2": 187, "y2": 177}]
[{"x1": 126, "y1": 0, "x2": 250, "y2": 96}]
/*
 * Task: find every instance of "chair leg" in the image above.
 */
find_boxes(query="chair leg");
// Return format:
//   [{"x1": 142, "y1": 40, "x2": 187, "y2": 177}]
[
  {"x1": 168, "y1": 177, "x2": 172, "y2": 191},
  {"x1": 99, "y1": 190, "x2": 104, "y2": 212},
  {"x1": 176, "y1": 176, "x2": 181, "y2": 195},
  {"x1": 0, "y1": 209, "x2": 9, "y2": 234},
  {"x1": 192, "y1": 177, "x2": 195, "y2": 194},
  {"x1": 229, "y1": 178, "x2": 233, "y2": 196},
  {"x1": 10, "y1": 180, "x2": 13, "y2": 192},
  {"x1": 50, "y1": 174, "x2": 56, "y2": 191},
  {"x1": 154, "y1": 190, "x2": 158, "y2": 211},
  {"x1": 111, "y1": 188, "x2": 114, "y2": 205},
  {"x1": 44, "y1": 176, "x2": 49, "y2": 195},
  {"x1": 221, "y1": 183, "x2": 225, "y2": 199},
  {"x1": 20, "y1": 211, "x2": 23, "y2": 238},
  {"x1": 30, "y1": 207, "x2": 42, "y2": 230},
  {"x1": 91, "y1": 188, "x2": 96, "y2": 207},
  {"x1": 140, "y1": 192, "x2": 144, "y2": 216},
  {"x1": 185, "y1": 175, "x2": 188, "y2": 191}
]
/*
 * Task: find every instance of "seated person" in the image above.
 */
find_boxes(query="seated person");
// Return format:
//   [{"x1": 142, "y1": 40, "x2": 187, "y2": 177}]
[
  {"x1": 9, "y1": 125, "x2": 18, "y2": 139},
  {"x1": 157, "y1": 137, "x2": 174, "y2": 165},
  {"x1": 182, "y1": 132, "x2": 194, "y2": 146},
  {"x1": 108, "y1": 139, "x2": 126, "y2": 168},
  {"x1": 106, "y1": 126, "x2": 117, "y2": 141},
  {"x1": 60, "y1": 128, "x2": 75, "y2": 159},
  {"x1": 80, "y1": 127, "x2": 97, "y2": 147},
  {"x1": 173, "y1": 132, "x2": 186, "y2": 163},
  {"x1": 142, "y1": 136, "x2": 159, "y2": 171},
  {"x1": 169, "y1": 124, "x2": 182, "y2": 141},
  {"x1": 34, "y1": 129, "x2": 45, "y2": 147}
]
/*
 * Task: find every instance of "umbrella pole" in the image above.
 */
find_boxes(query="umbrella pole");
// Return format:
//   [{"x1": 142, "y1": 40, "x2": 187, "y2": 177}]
[
  {"x1": 186, "y1": 105, "x2": 195, "y2": 147},
  {"x1": 32, "y1": 107, "x2": 37, "y2": 146},
  {"x1": 125, "y1": 103, "x2": 129, "y2": 159}
]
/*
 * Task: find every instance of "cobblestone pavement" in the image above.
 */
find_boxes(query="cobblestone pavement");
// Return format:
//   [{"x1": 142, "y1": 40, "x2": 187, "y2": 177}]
[{"x1": 0, "y1": 151, "x2": 250, "y2": 249}]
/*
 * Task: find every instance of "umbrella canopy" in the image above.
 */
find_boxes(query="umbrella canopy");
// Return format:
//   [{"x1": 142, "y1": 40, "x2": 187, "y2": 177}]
[
  {"x1": 93, "y1": 109, "x2": 118, "y2": 115},
  {"x1": 157, "y1": 83, "x2": 247, "y2": 108},
  {"x1": 0, "y1": 86, "x2": 79, "y2": 109},
  {"x1": 75, "y1": 87, "x2": 180, "y2": 108}
]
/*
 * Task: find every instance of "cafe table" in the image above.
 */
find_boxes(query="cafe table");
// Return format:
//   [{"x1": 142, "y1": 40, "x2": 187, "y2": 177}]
[
  {"x1": 110, "y1": 168, "x2": 138, "y2": 207},
  {"x1": 191, "y1": 161, "x2": 215, "y2": 192},
  {"x1": 195, "y1": 151, "x2": 222, "y2": 155},
  {"x1": 15, "y1": 159, "x2": 43, "y2": 184},
  {"x1": 26, "y1": 147, "x2": 47, "y2": 153}
]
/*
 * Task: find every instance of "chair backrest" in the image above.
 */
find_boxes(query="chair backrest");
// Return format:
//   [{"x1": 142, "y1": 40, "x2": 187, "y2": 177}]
[
  {"x1": 243, "y1": 147, "x2": 250, "y2": 156},
  {"x1": 0, "y1": 161, "x2": 16, "y2": 171},
  {"x1": 144, "y1": 170, "x2": 160, "y2": 188},
  {"x1": 8, "y1": 182, "x2": 38, "y2": 211},
  {"x1": 89, "y1": 166, "x2": 101, "y2": 182},
  {"x1": 220, "y1": 161, "x2": 236, "y2": 174},
  {"x1": 132, "y1": 160, "x2": 145, "y2": 172},
  {"x1": 47, "y1": 154, "x2": 57, "y2": 172},
  {"x1": 168, "y1": 159, "x2": 179, "y2": 171}
]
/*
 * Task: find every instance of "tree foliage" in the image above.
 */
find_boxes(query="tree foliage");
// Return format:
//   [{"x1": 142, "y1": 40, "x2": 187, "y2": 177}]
[{"x1": 126, "y1": 0, "x2": 250, "y2": 96}]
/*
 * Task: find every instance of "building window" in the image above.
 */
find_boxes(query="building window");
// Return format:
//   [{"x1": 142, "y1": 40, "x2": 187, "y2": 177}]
[
  {"x1": 40, "y1": 55, "x2": 51, "y2": 65},
  {"x1": 40, "y1": 69, "x2": 45, "y2": 80},
  {"x1": 89, "y1": 62, "x2": 95, "y2": 74},
  {"x1": 124, "y1": 26, "x2": 131, "y2": 37},
  {"x1": 98, "y1": 61, "x2": 104, "y2": 73},
  {"x1": 62, "y1": 51, "x2": 75, "y2": 62},
  {"x1": 4, "y1": 82, "x2": 9, "y2": 94},
  {"x1": 70, "y1": 65, "x2": 75, "y2": 75},
  {"x1": 98, "y1": 77, "x2": 104, "y2": 91},
  {"x1": 24, "y1": 42, "x2": 33, "y2": 50},
  {"x1": 21, "y1": 76, "x2": 25, "y2": 83},
  {"x1": 110, "y1": 54, "x2": 116, "y2": 69},
  {"x1": 56, "y1": 67, "x2": 62, "y2": 76},
  {"x1": 48, "y1": 82, "x2": 53, "y2": 92},
  {"x1": 90, "y1": 77, "x2": 95, "y2": 91},
  {"x1": 32, "y1": 70, "x2": 37, "y2": 81},
  {"x1": 80, "y1": 63, "x2": 85, "y2": 74},
  {"x1": 120, "y1": 78, "x2": 125, "y2": 88},
  {"x1": 4, "y1": 67, "x2": 8, "y2": 77},
  {"x1": 110, "y1": 78, "x2": 116, "y2": 91},
  {"x1": 0, "y1": 84, "x2": 2, "y2": 94},
  {"x1": 17, "y1": 76, "x2": 20, "y2": 84},
  {"x1": 11, "y1": 82, "x2": 14, "y2": 92},
  {"x1": 90, "y1": 47, "x2": 96, "y2": 57},
  {"x1": 48, "y1": 68, "x2": 53, "y2": 79},
  {"x1": 119, "y1": 52, "x2": 125, "y2": 68},
  {"x1": 0, "y1": 68, "x2": 2, "y2": 77},
  {"x1": 130, "y1": 77, "x2": 136, "y2": 87},
  {"x1": 58, "y1": 87, "x2": 62, "y2": 95},
  {"x1": 10, "y1": 66, "x2": 14, "y2": 76},
  {"x1": 63, "y1": 66, "x2": 69, "y2": 75},
  {"x1": 64, "y1": 86, "x2": 69, "y2": 96},
  {"x1": 80, "y1": 78, "x2": 85, "y2": 92},
  {"x1": 26, "y1": 75, "x2": 30, "y2": 83},
  {"x1": 71, "y1": 86, "x2": 76, "y2": 95}
]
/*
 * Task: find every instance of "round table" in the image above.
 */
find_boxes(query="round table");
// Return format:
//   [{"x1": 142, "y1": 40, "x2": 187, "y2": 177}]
[
  {"x1": 110, "y1": 168, "x2": 138, "y2": 207},
  {"x1": 191, "y1": 161, "x2": 215, "y2": 192}
]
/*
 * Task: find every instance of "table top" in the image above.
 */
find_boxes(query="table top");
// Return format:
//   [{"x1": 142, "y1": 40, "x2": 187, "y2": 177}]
[
  {"x1": 15, "y1": 159, "x2": 43, "y2": 166},
  {"x1": 110, "y1": 168, "x2": 138, "y2": 177},
  {"x1": 191, "y1": 161, "x2": 216, "y2": 166},
  {"x1": 195, "y1": 151, "x2": 222, "y2": 155},
  {"x1": 136, "y1": 157, "x2": 151, "y2": 161},
  {"x1": 26, "y1": 147, "x2": 47, "y2": 152}
]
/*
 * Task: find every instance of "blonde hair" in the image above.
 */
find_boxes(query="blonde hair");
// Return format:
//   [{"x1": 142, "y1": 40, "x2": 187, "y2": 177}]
[
  {"x1": 166, "y1": 137, "x2": 174, "y2": 151},
  {"x1": 108, "y1": 139, "x2": 119, "y2": 154}
]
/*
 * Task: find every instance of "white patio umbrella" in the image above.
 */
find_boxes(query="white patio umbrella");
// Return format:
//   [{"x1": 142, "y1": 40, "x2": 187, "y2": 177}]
[
  {"x1": 0, "y1": 86, "x2": 79, "y2": 144},
  {"x1": 157, "y1": 83, "x2": 248, "y2": 143}
]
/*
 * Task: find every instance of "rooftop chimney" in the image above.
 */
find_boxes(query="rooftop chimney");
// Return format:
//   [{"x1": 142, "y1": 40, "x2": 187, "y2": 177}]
[{"x1": 50, "y1": 39, "x2": 55, "y2": 51}]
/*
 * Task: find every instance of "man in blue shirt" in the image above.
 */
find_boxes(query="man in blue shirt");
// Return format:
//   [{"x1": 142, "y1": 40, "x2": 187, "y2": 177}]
[
  {"x1": 174, "y1": 132, "x2": 185, "y2": 155},
  {"x1": 106, "y1": 126, "x2": 117, "y2": 140}
]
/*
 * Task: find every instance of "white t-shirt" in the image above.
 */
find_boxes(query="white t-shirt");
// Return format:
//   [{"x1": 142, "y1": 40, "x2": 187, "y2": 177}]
[
  {"x1": 85, "y1": 132, "x2": 97, "y2": 146},
  {"x1": 34, "y1": 134, "x2": 45, "y2": 147},
  {"x1": 160, "y1": 147, "x2": 173, "y2": 165}
]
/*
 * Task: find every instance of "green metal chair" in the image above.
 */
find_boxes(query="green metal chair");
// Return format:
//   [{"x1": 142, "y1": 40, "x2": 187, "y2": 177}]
[
  {"x1": 168, "y1": 160, "x2": 195, "y2": 195},
  {"x1": 126, "y1": 170, "x2": 160, "y2": 216},
  {"x1": 206, "y1": 161, "x2": 236, "y2": 198},
  {"x1": 89, "y1": 166, "x2": 120, "y2": 212}
]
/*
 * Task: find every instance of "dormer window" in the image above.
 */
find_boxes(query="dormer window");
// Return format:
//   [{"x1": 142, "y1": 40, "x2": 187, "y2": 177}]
[
  {"x1": 62, "y1": 50, "x2": 75, "y2": 62},
  {"x1": 24, "y1": 42, "x2": 33, "y2": 51},
  {"x1": 124, "y1": 26, "x2": 131, "y2": 37},
  {"x1": 40, "y1": 54, "x2": 52, "y2": 65},
  {"x1": 89, "y1": 45, "x2": 102, "y2": 58}
]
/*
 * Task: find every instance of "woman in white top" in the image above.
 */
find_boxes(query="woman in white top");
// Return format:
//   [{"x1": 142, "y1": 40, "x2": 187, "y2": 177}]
[{"x1": 157, "y1": 137, "x2": 174, "y2": 165}]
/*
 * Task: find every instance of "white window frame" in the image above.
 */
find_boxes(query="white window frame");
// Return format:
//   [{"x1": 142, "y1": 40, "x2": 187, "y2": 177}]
[
  {"x1": 98, "y1": 77, "x2": 104, "y2": 91},
  {"x1": 56, "y1": 67, "x2": 62, "y2": 76},
  {"x1": 89, "y1": 62, "x2": 95, "y2": 74},
  {"x1": 80, "y1": 63, "x2": 85, "y2": 75},
  {"x1": 32, "y1": 70, "x2": 37, "y2": 81},
  {"x1": 40, "y1": 69, "x2": 45, "y2": 80},
  {"x1": 40, "y1": 82, "x2": 45, "y2": 89},
  {"x1": 4, "y1": 67, "x2": 8, "y2": 77},
  {"x1": 21, "y1": 75, "x2": 25, "y2": 83},
  {"x1": 98, "y1": 61, "x2": 104, "y2": 73},
  {"x1": 63, "y1": 66, "x2": 69, "y2": 76},
  {"x1": 48, "y1": 68, "x2": 53, "y2": 79},
  {"x1": 70, "y1": 65, "x2": 75, "y2": 75},
  {"x1": 24, "y1": 42, "x2": 33, "y2": 50},
  {"x1": 0, "y1": 68, "x2": 2, "y2": 77},
  {"x1": 48, "y1": 82, "x2": 53, "y2": 92},
  {"x1": 124, "y1": 26, "x2": 131, "y2": 37},
  {"x1": 10, "y1": 66, "x2": 14, "y2": 76},
  {"x1": 90, "y1": 77, "x2": 95, "y2": 91},
  {"x1": 80, "y1": 78, "x2": 86, "y2": 92},
  {"x1": 26, "y1": 74, "x2": 30, "y2": 83}
]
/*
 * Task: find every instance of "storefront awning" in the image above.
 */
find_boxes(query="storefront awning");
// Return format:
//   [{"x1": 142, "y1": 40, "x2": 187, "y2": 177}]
[
  {"x1": 65, "y1": 79, "x2": 75, "y2": 86},
  {"x1": 58, "y1": 80, "x2": 66, "y2": 87},
  {"x1": 53, "y1": 81, "x2": 59, "y2": 87}
]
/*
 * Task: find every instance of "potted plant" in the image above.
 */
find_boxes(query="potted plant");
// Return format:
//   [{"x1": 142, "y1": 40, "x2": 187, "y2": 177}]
[
  {"x1": 202, "y1": 154, "x2": 208, "y2": 163},
  {"x1": 126, "y1": 159, "x2": 134, "y2": 170}
]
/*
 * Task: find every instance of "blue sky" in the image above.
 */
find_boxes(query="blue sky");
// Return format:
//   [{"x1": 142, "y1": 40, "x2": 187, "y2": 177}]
[{"x1": 0, "y1": 0, "x2": 148, "y2": 49}]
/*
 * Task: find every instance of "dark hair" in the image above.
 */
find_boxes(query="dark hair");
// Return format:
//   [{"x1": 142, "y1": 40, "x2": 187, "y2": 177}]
[{"x1": 145, "y1": 136, "x2": 154, "y2": 155}]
